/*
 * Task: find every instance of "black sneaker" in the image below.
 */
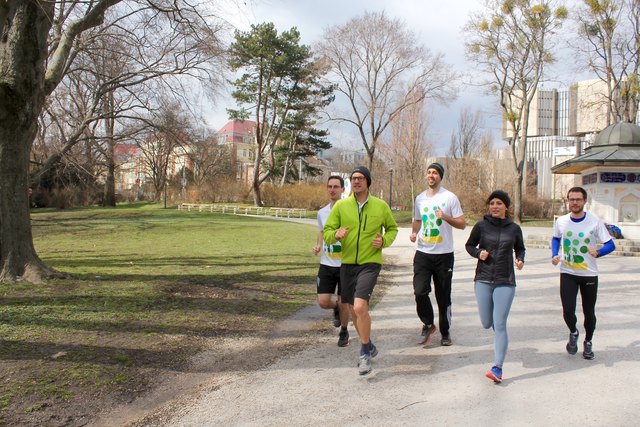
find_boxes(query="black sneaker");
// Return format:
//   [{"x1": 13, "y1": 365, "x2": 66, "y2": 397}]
[
  {"x1": 441, "y1": 334, "x2": 452, "y2": 346},
  {"x1": 338, "y1": 329, "x2": 349, "y2": 347},
  {"x1": 583, "y1": 340, "x2": 594, "y2": 360},
  {"x1": 332, "y1": 305, "x2": 340, "y2": 327},
  {"x1": 566, "y1": 331, "x2": 579, "y2": 355},
  {"x1": 419, "y1": 324, "x2": 436, "y2": 345}
]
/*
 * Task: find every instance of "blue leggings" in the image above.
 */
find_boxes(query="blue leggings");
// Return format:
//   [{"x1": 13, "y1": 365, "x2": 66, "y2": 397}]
[{"x1": 475, "y1": 281, "x2": 515, "y2": 367}]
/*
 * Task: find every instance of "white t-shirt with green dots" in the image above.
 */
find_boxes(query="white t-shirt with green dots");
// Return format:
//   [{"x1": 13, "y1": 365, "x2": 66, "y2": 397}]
[
  {"x1": 414, "y1": 188, "x2": 464, "y2": 254},
  {"x1": 318, "y1": 203, "x2": 342, "y2": 267},
  {"x1": 553, "y1": 212, "x2": 611, "y2": 276}
]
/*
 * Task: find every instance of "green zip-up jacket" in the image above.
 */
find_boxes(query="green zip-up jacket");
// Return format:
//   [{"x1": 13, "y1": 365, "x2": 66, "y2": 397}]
[{"x1": 323, "y1": 193, "x2": 398, "y2": 265}]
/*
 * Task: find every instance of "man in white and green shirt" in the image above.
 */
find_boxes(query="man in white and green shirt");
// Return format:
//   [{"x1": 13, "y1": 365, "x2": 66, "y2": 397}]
[
  {"x1": 552, "y1": 186, "x2": 615, "y2": 360},
  {"x1": 313, "y1": 175, "x2": 349, "y2": 347},
  {"x1": 410, "y1": 162, "x2": 466, "y2": 347}
]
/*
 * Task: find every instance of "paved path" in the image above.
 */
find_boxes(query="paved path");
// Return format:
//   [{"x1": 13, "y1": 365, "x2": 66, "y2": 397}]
[{"x1": 165, "y1": 226, "x2": 640, "y2": 426}]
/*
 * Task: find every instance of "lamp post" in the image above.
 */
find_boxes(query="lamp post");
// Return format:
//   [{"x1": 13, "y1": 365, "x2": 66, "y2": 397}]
[{"x1": 388, "y1": 168, "x2": 393, "y2": 208}]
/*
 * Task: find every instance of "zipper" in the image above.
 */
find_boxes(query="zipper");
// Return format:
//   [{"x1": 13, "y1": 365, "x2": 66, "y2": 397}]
[
  {"x1": 355, "y1": 205, "x2": 362, "y2": 263},
  {"x1": 355, "y1": 199, "x2": 368, "y2": 264},
  {"x1": 491, "y1": 223, "x2": 503, "y2": 283}
]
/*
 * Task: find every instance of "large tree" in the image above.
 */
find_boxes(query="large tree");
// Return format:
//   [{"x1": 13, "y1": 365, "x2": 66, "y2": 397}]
[
  {"x1": 228, "y1": 22, "x2": 334, "y2": 206},
  {"x1": 135, "y1": 102, "x2": 193, "y2": 201},
  {"x1": 446, "y1": 108, "x2": 494, "y2": 215},
  {"x1": 573, "y1": 0, "x2": 640, "y2": 124},
  {"x1": 317, "y1": 11, "x2": 457, "y2": 171},
  {"x1": 381, "y1": 92, "x2": 432, "y2": 207},
  {"x1": 0, "y1": 0, "x2": 225, "y2": 283},
  {"x1": 32, "y1": 5, "x2": 227, "y2": 207},
  {"x1": 464, "y1": 0, "x2": 568, "y2": 223},
  {"x1": 448, "y1": 108, "x2": 486, "y2": 160}
]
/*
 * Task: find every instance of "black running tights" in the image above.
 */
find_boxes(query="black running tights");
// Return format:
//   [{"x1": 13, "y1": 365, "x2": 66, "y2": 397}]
[{"x1": 560, "y1": 273, "x2": 598, "y2": 341}]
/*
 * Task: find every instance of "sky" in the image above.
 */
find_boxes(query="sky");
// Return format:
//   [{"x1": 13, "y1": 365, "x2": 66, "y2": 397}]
[{"x1": 208, "y1": 0, "x2": 577, "y2": 155}]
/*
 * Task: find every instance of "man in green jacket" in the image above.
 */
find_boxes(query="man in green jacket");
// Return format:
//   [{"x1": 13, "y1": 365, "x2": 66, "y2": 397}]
[{"x1": 323, "y1": 166, "x2": 398, "y2": 375}]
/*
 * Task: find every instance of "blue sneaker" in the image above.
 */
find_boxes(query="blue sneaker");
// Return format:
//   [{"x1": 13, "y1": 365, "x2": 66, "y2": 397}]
[{"x1": 486, "y1": 366, "x2": 502, "y2": 383}]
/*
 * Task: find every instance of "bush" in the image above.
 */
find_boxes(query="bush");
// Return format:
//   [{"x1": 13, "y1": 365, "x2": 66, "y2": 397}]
[
  {"x1": 261, "y1": 183, "x2": 327, "y2": 209},
  {"x1": 33, "y1": 185, "x2": 101, "y2": 209},
  {"x1": 522, "y1": 193, "x2": 555, "y2": 218}
]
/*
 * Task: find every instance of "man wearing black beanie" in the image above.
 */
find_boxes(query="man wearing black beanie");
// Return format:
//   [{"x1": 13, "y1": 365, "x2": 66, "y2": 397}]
[
  {"x1": 410, "y1": 162, "x2": 466, "y2": 347},
  {"x1": 323, "y1": 165, "x2": 398, "y2": 375}
]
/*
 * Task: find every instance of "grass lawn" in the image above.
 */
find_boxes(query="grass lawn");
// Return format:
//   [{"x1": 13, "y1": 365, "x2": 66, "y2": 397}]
[{"x1": 0, "y1": 203, "x2": 320, "y2": 425}]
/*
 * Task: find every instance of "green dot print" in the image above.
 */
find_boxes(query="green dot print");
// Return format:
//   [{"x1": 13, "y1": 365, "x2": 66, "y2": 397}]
[{"x1": 579, "y1": 246, "x2": 588, "y2": 254}]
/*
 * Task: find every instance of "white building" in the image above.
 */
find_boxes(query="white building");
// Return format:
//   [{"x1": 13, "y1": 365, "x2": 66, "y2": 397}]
[{"x1": 552, "y1": 122, "x2": 640, "y2": 239}]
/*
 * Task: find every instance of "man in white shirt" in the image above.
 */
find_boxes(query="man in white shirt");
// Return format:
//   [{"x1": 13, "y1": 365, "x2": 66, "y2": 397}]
[
  {"x1": 551, "y1": 186, "x2": 615, "y2": 360},
  {"x1": 313, "y1": 175, "x2": 350, "y2": 347},
  {"x1": 410, "y1": 163, "x2": 466, "y2": 347}
]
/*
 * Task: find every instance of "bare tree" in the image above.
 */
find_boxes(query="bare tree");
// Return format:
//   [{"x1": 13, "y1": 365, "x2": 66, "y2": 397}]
[
  {"x1": 448, "y1": 107, "x2": 485, "y2": 159},
  {"x1": 317, "y1": 11, "x2": 458, "y2": 172},
  {"x1": 0, "y1": 0, "x2": 227, "y2": 283},
  {"x1": 187, "y1": 138, "x2": 234, "y2": 188},
  {"x1": 135, "y1": 102, "x2": 193, "y2": 201},
  {"x1": 445, "y1": 109, "x2": 498, "y2": 215},
  {"x1": 464, "y1": 0, "x2": 568, "y2": 223},
  {"x1": 573, "y1": 0, "x2": 640, "y2": 124},
  {"x1": 32, "y1": 5, "x2": 228, "y2": 206},
  {"x1": 381, "y1": 93, "x2": 432, "y2": 207}
]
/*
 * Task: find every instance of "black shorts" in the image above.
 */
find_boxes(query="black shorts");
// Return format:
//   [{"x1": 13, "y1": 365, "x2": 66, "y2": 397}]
[
  {"x1": 340, "y1": 263, "x2": 382, "y2": 305},
  {"x1": 316, "y1": 264, "x2": 341, "y2": 295}
]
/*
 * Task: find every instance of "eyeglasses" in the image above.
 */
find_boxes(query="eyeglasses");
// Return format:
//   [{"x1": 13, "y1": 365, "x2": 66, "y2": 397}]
[
  {"x1": 568, "y1": 198, "x2": 585, "y2": 203},
  {"x1": 351, "y1": 176, "x2": 366, "y2": 182}
]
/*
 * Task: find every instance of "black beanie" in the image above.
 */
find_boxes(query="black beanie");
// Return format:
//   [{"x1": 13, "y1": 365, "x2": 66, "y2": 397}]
[
  {"x1": 428, "y1": 162, "x2": 445, "y2": 179},
  {"x1": 351, "y1": 166, "x2": 372, "y2": 187},
  {"x1": 487, "y1": 190, "x2": 511, "y2": 208}
]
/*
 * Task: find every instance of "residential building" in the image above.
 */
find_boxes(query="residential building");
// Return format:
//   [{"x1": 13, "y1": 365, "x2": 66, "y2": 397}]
[{"x1": 215, "y1": 119, "x2": 256, "y2": 183}]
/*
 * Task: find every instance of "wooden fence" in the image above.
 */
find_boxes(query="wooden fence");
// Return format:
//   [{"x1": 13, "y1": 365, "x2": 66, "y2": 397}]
[{"x1": 178, "y1": 203, "x2": 307, "y2": 219}]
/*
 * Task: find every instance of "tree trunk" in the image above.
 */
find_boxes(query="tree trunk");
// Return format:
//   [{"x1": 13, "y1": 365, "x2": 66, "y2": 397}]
[
  {"x1": 104, "y1": 156, "x2": 117, "y2": 207},
  {"x1": 0, "y1": 0, "x2": 59, "y2": 283},
  {"x1": 280, "y1": 157, "x2": 291, "y2": 186},
  {"x1": 0, "y1": 121, "x2": 56, "y2": 283},
  {"x1": 366, "y1": 145, "x2": 376, "y2": 172},
  {"x1": 513, "y1": 166, "x2": 524, "y2": 225},
  {"x1": 252, "y1": 152, "x2": 263, "y2": 206}
]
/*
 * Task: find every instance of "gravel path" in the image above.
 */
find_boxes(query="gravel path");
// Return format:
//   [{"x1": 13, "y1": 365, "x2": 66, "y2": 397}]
[{"x1": 129, "y1": 226, "x2": 640, "y2": 426}]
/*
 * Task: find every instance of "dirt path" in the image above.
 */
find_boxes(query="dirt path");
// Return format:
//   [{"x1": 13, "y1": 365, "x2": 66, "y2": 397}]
[{"x1": 99, "y1": 227, "x2": 640, "y2": 426}]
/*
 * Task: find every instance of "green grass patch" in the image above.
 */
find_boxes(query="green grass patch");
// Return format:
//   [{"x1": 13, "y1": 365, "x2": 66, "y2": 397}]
[{"x1": 0, "y1": 203, "x2": 318, "y2": 424}]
